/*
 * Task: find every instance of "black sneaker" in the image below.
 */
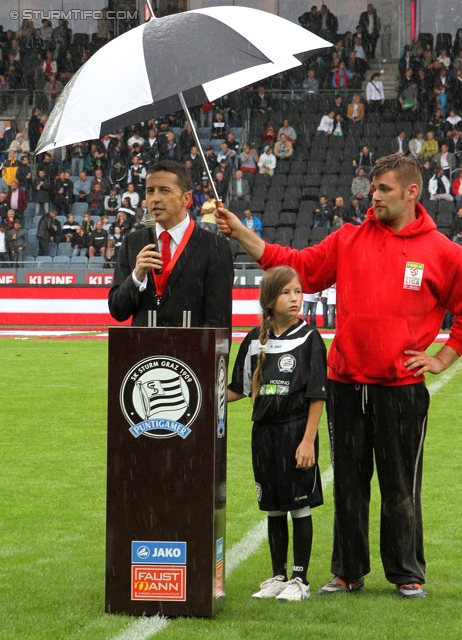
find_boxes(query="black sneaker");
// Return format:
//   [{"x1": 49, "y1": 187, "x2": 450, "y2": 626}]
[
  {"x1": 397, "y1": 583, "x2": 427, "y2": 599},
  {"x1": 317, "y1": 575, "x2": 365, "y2": 595}
]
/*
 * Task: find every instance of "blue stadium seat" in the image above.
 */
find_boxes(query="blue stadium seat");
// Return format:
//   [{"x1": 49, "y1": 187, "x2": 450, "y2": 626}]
[
  {"x1": 230, "y1": 127, "x2": 243, "y2": 142},
  {"x1": 35, "y1": 256, "x2": 53, "y2": 269},
  {"x1": 57, "y1": 242, "x2": 73, "y2": 257},
  {"x1": 72, "y1": 202, "x2": 89, "y2": 216},
  {"x1": 52, "y1": 256, "x2": 70, "y2": 269},
  {"x1": 70, "y1": 256, "x2": 89, "y2": 267},
  {"x1": 88, "y1": 257, "x2": 105, "y2": 270}
]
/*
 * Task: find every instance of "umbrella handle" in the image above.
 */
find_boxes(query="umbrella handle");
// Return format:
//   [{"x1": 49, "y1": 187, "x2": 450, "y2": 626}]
[{"x1": 178, "y1": 91, "x2": 221, "y2": 203}]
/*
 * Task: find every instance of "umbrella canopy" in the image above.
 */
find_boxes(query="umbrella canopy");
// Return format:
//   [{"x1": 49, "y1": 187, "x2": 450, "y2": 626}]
[{"x1": 37, "y1": 6, "x2": 331, "y2": 154}]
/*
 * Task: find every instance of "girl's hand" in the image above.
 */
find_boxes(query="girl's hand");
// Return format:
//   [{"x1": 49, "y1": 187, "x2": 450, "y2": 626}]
[{"x1": 295, "y1": 441, "x2": 315, "y2": 469}]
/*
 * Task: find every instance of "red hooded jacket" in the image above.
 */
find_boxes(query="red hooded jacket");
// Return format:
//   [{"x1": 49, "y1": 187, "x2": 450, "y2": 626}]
[{"x1": 258, "y1": 203, "x2": 462, "y2": 385}]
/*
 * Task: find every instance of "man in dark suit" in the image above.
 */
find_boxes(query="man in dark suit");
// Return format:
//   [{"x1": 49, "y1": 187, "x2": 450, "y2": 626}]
[
  {"x1": 359, "y1": 4, "x2": 380, "y2": 60},
  {"x1": 390, "y1": 130, "x2": 409, "y2": 156},
  {"x1": 108, "y1": 160, "x2": 233, "y2": 332}
]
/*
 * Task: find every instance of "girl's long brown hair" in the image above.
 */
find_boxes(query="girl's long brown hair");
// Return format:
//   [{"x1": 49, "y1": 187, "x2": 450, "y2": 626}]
[{"x1": 251, "y1": 266, "x2": 301, "y2": 402}]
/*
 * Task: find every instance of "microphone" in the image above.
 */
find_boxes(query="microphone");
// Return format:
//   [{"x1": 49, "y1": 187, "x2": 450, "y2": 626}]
[{"x1": 144, "y1": 212, "x2": 162, "y2": 274}]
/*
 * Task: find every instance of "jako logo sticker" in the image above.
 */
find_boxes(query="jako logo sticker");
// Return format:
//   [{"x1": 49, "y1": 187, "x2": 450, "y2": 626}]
[{"x1": 120, "y1": 356, "x2": 202, "y2": 439}]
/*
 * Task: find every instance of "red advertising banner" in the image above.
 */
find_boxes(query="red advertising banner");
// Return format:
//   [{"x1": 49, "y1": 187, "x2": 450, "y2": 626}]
[{"x1": 0, "y1": 287, "x2": 261, "y2": 326}]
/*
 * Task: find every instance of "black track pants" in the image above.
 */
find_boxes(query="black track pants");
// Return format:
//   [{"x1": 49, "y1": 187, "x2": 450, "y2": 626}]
[{"x1": 327, "y1": 380, "x2": 429, "y2": 585}]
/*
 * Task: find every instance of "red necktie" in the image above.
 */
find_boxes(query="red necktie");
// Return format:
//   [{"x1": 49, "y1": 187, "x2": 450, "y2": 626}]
[{"x1": 160, "y1": 231, "x2": 171, "y2": 271}]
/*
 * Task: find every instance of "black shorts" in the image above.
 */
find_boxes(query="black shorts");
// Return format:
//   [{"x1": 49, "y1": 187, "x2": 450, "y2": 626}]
[{"x1": 251, "y1": 417, "x2": 323, "y2": 512}]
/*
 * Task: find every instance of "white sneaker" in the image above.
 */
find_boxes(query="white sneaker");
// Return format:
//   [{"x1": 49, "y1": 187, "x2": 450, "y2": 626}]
[
  {"x1": 252, "y1": 575, "x2": 287, "y2": 598},
  {"x1": 276, "y1": 577, "x2": 310, "y2": 601}
]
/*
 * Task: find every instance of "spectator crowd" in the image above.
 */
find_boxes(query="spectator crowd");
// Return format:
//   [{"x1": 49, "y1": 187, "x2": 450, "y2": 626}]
[{"x1": 1, "y1": 7, "x2": 462, "y2": 275}]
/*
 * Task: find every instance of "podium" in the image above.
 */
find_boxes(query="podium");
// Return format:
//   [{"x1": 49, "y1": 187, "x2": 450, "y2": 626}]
[{"x1": 105, "y1": 327, "x2": 228, "y2": 617}]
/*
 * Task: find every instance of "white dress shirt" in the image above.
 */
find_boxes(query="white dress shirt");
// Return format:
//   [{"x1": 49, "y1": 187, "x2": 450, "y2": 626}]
[{"x1": 132, "y1": 214, "x2": 190, "y2": 291}]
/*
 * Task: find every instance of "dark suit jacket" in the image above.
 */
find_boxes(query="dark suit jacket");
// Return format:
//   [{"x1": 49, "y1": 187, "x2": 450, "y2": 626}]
[
  {"x1": 390, "y1": 137, "x2": 409, "y2": 156},
  {"x1": 108, "y1": 224, "x2": 234, "y2": 334}
]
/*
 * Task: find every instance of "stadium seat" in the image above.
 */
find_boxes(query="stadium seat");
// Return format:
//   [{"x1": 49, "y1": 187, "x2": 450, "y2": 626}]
[
  {"x1": 306, "y1": 162, "x2": 324, "y2": 175},
  {"x1": 234, "y1": 253, "x2": 259, "y2": 269},
  {"x1": 285, "y1": 187, "x2": 302, "y2": 201},
  {"x1": 251, "y1": 187, "x2": 268, "y2": 201},
  {"x1": 281, "y1": 199, "x2": 300, "y2": 212},
  {"x1": 73, "y1": 32, "x2": 89, "y2": 47},
  {"x1": 311, "y1": 227, "x2": 329, "y2": 243},
  {"x1": 272, "y1": 174, "x2": 287, "y2": 187},
  {"x1": 229, "y1": 201, "x2": 247, "y2": 217},
  {"x1": 275, "y1": 227, "x2": 294, "y2": 245},
  {"x1": 295, "y1": 148, "x2": 310, "y2": 161},
  {"x1": 70, "y1": 256, "x2": 89, "y2": 267},
  {"x1": 303, "y1": 174, "x2": 321, "y2": 187},
  {"x1": 171, "y1": 127, "x2": 182, "y2": 141},
  {"x1": 48, "y1": 244, "x2": 57, "y2": 257},
  {"x1": 210, "y1": 139, "x2": 222, "y2": 153},
  {"x1": 262, "y1": 227, "x2": 276, "y2": 242},
  {"x1": 339, "y1": 173, "x2": 354, "y2": 186},
  {"x1": 265, "y1": 201, "x2": 282, "y2": 215},
  {"x1": 249, "y1": 198, "x2": 265, "y2": 214},
  {"x1": 291, "y1": 238, "x2": 309, "y2": 250},
  {"x1": 298, "y1": 200, "x2": 316, "y2": 214},
  {"x1": 197, "y1": 127, "x2": 211, "y2": 139},
  {"x1": 72, "y1": 202, "x2": 89, "y2": 216},
  {"x1": 254, "y1": 173, "x2": 271, "y2": 188},
  {"x1": 436, "y1": 212, "x2": 454, "y2": 227},
  {"x1": 328, "y1": 136, "x2": 345, "y2": 149},
  {"x1": 57, "y1": 242, "x2": 73, "y2": 257},
  {"x1": 230, "y1": 127, "x2": 243, "y2": 142},
  {"x1": 52, "y1": 256, "x2": 70, "y2": 269},
  {"x1": 309, "y1": 147, "x2": 327, "y2": 162},
  {"x1": 88, "y1": 257, "x2": 105, "y2": 269},
  {"x1": 287, "y1": 174, "x2": 304, "y2": 188},
  {"x1": 293, "y1": 227, "x2": 312, "y2": 242},
  {"x1": 290, "y1": 161, "x2": 306, "y2": 174},
  {"x1": 436, "y1": 32, "x2": 452, "y2": 54},
  {"x1": 437, "y1": 227, "x2": 451, "y2": 237},
  {"x1": 26, "y1": 239, "x2": 39, "y2": 259},
  {"x1": 438, "y1": 201, "x2": 456, "y2": 216},
  {"x1": 56, "y1": 215, "x2": 67, "y2": 226},
  {"x1": 296, "y1": 211, "x2": 314, "y2": 228},
  {"x1": 275, "y1": 161, "x2": 291, "y2": 174},
  {"x1": 35, "y1": 256, "x2": 53, "y2": 269},
  {"x1": 227, "y1": 239, "x2": 241, "y2": 257},
  {"x1": 267, "y1": 186, "x2": 285, "y2": 201},
  {"x1": 279, "y1": 212, "x2": 297, "y2": 227},
  {"x1": 321, "y1": 174, "x2": 339, "y2": 189},
  {"x1": 302, "y1": 187, "x2": 320, "y2": 200},
  {"x1": 262, "y1": 211, "x2": 280, "y2": 227}
]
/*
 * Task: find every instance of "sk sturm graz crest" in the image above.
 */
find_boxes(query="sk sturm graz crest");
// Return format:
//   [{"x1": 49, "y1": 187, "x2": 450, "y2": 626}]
[{"x1": 120, "y1": 356, "x2": 202, "y2": 439}]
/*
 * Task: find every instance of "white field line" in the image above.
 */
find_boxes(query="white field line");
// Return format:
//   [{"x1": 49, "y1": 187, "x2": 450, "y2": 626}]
[
  {"x1": 108, "y1": 363, "x2": 462, "y2": 640},
  {"x1": 426, "y1": 359, "x2": 462, "y2": 396}
]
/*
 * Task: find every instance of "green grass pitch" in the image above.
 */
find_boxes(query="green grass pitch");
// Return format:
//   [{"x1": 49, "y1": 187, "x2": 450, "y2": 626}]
[{"x1": 0, "y1": 338, "x2": 461, "y2": 640}]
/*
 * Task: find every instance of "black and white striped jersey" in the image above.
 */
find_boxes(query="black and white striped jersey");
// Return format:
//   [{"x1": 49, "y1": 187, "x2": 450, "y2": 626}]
[{"x1": 229, "y1": 319, "x2": 327, "y2": 424}]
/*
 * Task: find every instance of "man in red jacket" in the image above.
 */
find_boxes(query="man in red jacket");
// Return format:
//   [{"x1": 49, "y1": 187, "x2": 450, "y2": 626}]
[{"x1": 216, "y1": 155, "x2": 462, "y2": 599}]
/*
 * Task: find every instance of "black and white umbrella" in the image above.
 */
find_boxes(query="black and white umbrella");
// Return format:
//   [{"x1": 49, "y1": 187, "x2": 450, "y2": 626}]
[{"x1": 37, "y1": 6, "x2": 330, "y2": 155}]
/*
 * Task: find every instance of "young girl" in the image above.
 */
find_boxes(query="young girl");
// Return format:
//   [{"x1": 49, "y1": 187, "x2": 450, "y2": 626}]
[{"x1": 228, "y1": 267, "x2": 327, "y2": 601}]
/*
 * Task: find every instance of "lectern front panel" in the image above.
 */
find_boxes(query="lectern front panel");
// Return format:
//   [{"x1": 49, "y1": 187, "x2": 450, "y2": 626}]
[{"x1": 105, "y1": 327, "x2": 227, "y2": 617}]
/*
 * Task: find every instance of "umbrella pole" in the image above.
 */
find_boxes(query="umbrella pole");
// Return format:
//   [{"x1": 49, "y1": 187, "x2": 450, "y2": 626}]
[{"x1": 178, "y1": 91, "x2": 221, "y2": 203}]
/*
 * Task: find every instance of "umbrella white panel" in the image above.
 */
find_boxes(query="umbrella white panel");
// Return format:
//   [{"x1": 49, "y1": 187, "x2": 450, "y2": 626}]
[
  {"x1": 51, "y1": 24, "x2": 153, "y2": 145},
  {"x1": 203, "y1": 56, "x2": 302, "y2": 102},
  {"x1": 192, "y1": 6, "x2": 331, "y2": 62}
]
